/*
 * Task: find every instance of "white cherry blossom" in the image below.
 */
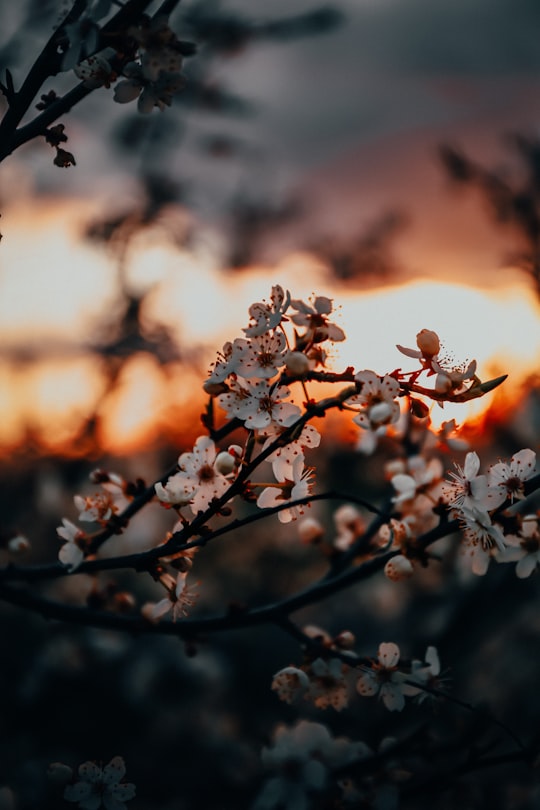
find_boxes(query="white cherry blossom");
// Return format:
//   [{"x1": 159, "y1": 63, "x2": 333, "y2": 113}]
[
  {"x1": 442, "y1": 452, "x2": 495, "y2": 512},
  {"x1": 290, "y1": 296, "x2": 345, "y2": 342},
  {"x1": 497, "y1": 515, "x2": 540, "y2": 578},
  {"x1": 255, "y1": 721, "x2": 364, "y2": 810},
  {"x1": 176, "y1": 436, "x2": 231, "y2": 513},
  {"x1": 271, "y1": 666, "x2": 310, "y2": 704},
  {"x1": 257, "y1": 456, "x2": 313, "y2": 523},
  {"x1": 348, "y1": 370, "x2": 401, "y2": 430},
  {"x1": 356, "y1": 642, "x2": 416, "y2": 711},
  {"x1": 57, "y1": 519, "x2": 87, "y2": 572},
  {"x1": 260, "y1": 423, "x2": 321, "y2": 480},
  {"x1": 233, "y1": 332, "x2": 287, "y2": 379},
  {"x1": 487, "y1": 449, "x2": 536, "y2": 506},
  {"x1": 306, "y1": 657, "x2": 349, "y2": 711},
  {"x1": 141, "y1": 572, "x2": 198, "y2": 622},
  {"x1": 243, "y1": 285, "x2": 290, "y2": 337},
  {"x1": 219, "y1": 380, "x2": 301, "y2": 430},
  {"x1": 459, "y1": 506, "x2": 506, "y2": 576},
  {"x1": 64, "y1": 756, "x2": 135, "y2": 810},
  {"x1": 154, "y1": 473, "x2": 196, "y2": 507}
]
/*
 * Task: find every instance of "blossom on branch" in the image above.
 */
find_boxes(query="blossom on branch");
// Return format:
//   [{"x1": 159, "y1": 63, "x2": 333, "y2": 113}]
[
  {"x1": 63, "y1": 755, "x2": 135, "y2": 810},
  {"x1": 487, "y1": 449, "x2": 536, "y2": 505},
  {"x1": 459, "y1": 506, "x2": 506, "y2": 576},
  {"x1": 218, "y1": 379, "x2": 301, "y2": 430},
  {"x1": 356, "y1": 642, "x2": 418, "y2": 711},
  {"x1": 442, "y1": 451, "x2": 496, "y2": 512},
  {"x1": 176, "y1": 436, "x2": 231, "y2": 513},
  {"x1": 290, "y1": 295, "x2": 345, "y2": 343},
  {"x1": 233, "y1": 332, "x2": 287, "y2": 379},
  {"x1": 141, "y1": 572, "x2": 198, "y2": 622},
  {"x1": 56, "y1": 519, "x2": 87, "y2": 572},
  {"x1": 497, "y1": 514, "x2": 540, "y2": 578},
  {"x1": 348, "y1": 370, "x2": 401, "y2": 430},
  {"x1": 243, "y1": 285, "x2": 290, "y2": 337},
  {"x1": 257, "y1": 456, "x2": 314, "y2": 523},
  {"x1": 260, "y1": 423, "x2": 321, "y2": 480},
  {"x1": 254, "y1": 720, "x2": 365, "y2": 810}
]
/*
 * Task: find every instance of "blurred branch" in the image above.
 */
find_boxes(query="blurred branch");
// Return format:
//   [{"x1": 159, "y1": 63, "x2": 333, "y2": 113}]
[{"x1": 440, "y1": 137, "x2": 540, "y2": 298}]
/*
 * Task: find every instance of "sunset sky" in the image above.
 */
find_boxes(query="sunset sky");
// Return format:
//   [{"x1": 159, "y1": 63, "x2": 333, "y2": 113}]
[{"x1": 1, "y1": 0, "x2": 539, "y2": 455}]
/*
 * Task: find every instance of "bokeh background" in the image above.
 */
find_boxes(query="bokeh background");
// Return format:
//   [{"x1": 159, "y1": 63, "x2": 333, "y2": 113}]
[{"x1": 0, "y1": 1, "x2": 539, "y2": 807}]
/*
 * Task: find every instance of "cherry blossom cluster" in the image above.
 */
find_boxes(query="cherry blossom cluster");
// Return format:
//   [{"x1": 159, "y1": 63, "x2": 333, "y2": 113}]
[
  {"x1": 51, "y1": 287, "x2": 537, "y2": 630},
  {"x1": 272, "y1": 632, "x2": 443, "y2": 714},
  {"x1": 442, "y1": 449, "x2": 537, "y2": 575},
  {"x1": 70, "y1": 13, "x2": 193, "y2": 114},
  {"x1": 48, "y1": 756, "x2": 135, "y2": 810}
]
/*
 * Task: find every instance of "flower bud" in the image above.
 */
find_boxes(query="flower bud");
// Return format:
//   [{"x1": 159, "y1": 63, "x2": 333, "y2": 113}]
[
  {"x1": 302, "y1": 624, "x2": 332, "y2": 643},
  {"x1": 435, "y1": 372, "x2": 452, "y2": 393},
  {"x1": 297, "y1": 517, "x2": 325, "y2": 544},
  {"x1": 369, "y1": 401, "x2": 393, "y2": 426},
  {"x1": 284, "y1": 351, "x2": 311, "y2": 375},
  {"x1": 384, "y1": 554, "x2": 414, "y2": 582},
  {"x1": 47, "y1": 762, "x2": 73, "y2": 784},
  {"x1": 202, "y1": 379, "x2": 228, "y2": 396},
  {"x1": 7, "y1": 534, "x2": 30, "y2": 554},
  {"x1": 416, "y1": 329, "x2": 440, "y2": 357},
  {"x1": 215, "y1": 451, "x2": 237, "y2": 475},
  {"x1": 334, "y1": 630, "x2": 356, "y2": 649}
]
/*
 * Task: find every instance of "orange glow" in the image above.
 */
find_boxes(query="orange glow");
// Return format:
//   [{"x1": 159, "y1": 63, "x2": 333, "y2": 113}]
[{"x1": 1, "y1": 197, "x2": 539, "y2": 458}]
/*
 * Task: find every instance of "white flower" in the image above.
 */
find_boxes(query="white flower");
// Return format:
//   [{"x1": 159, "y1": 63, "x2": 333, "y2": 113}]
[
  {"x1": 155, "y1": 473, "x2": 196, "y2": 507},
  {"x1": 260, "y1": 423, "x2": 321, "y2": 480},
  {"x1": 254, "y1": 721, "x2": 363, "y2": 810},
  {"x1": 271, "y1": 666, "x2": 310, "y2": 704},
  {"x1": 7, "y1": 534, "x2": 30, "y2": 554},
  {"x1": 62, "y1": 0, "x2": 112, "y2": 71},
  {"x1": 333, "y1": 504, "x2": 366, "y2": 551},
  {"x1": 64, "y1": 756, "x2": 135, "y2": 810},
  {"x1": 356, "y1": 642, "x2": 416, "y2": 711},
  {"x1": 497, "y1": 515, "x2": 540, "y2": 578},
  {"x1": 442, "y1": 452, "x2": 495, "y2": 512},
  {"x1": 433, "y1": 358, "x2": 477, "y2": 394},
  {"x1": 290, "y1": 296, "x2": 345, "y2": 342},
  {"x1": 74, "y1": 49, "x2": 115, "y2": 88},
  {"x1": 219, "y1": 380, "x2": 301, "y2": 430},
  {"x1": 348, "y1": 370, "x2": 401, "y2": 430},
  {"x1": 141, "y1": 572, "x2": 198, "y2": 622},
  {"x1": 487, "y1": 449, "x2": 536, "y2": 506},
  {"x1": 114, "y1": 63, "x2": 185, "y2": 113},
  {"x1": 306, "y1": 657, "x2": 349, "y2": 711},
  {"x1": 233, "y1": 332, "x2": 287, "y2": 379},
  {"x1": 57, "y1": 519, "x2": 87, "y2": 572},
  {"x1": 434, "y1": 419, "x2": 470, "y2": 452},
  {"x1": 206, "y1": 340, "x2": 238, "y2": 385},
  {"x1": 243, "y1": 286, "x2": 290, "y2": 337},
  {"x1": 390, "y1": 456, "x2": 443, "y2": 505},
  {"x1": 297, "y1": 517, "x2": 325, "y2": 544},
  {"x1": 257, "y1": 456, "x2": 313, "y2": 523},
  {"x1": 459, "y1": 506, "x2": 506, "y2": 576},
  {"x1": 74, "y1": 477, "x2": 130, "y2": 525},
  {"x1": 408, "y1": 646, "x2": 443, "y2": 703},
  {"x1": 176, "y1": 436, "x2": 230, "y2": 513}
]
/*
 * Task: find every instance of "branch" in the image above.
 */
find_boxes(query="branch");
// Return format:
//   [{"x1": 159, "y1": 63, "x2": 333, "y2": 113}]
[{"x1": 0, "y1": 0, "x2": 154, "y2": 162}]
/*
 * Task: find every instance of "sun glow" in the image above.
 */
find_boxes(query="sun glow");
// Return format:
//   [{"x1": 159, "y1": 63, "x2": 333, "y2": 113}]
[{"x1": 1, "y1": 197, "x2": 539, "y2": 457}]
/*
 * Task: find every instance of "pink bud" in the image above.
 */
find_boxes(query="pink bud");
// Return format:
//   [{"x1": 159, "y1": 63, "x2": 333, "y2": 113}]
[
  {"x1": 416, "y1": 329, "x2": 440, "y2": 357},
  {"x1": 384, "y1": 554, "x2": 414, "y2": 582}
]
